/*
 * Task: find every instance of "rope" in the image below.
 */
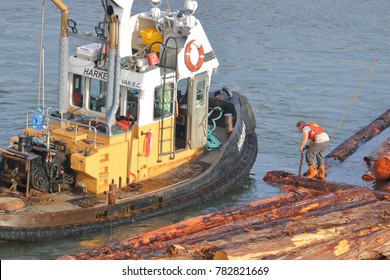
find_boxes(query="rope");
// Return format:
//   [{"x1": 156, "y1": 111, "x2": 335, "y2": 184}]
[
  {"x1": 205, "y1": 107, "x2": 223, "y2": 151},
  {"x1": 333, "y1": 60, "x2": 379, "y2": 137}
]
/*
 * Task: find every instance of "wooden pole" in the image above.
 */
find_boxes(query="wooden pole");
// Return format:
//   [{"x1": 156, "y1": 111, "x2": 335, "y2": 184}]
[{"x1": 108, "y1": 183, "x2": 117, "y2": 205}]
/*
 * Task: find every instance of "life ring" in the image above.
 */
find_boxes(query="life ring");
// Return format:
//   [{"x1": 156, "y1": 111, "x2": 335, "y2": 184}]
[{"x1": 185, "y1": 40, "x2": 204, "y2": 72}]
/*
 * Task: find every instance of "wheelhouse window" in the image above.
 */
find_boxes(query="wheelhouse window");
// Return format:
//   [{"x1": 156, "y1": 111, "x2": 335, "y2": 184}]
[
  {"x1": 154, "y1": 83, "x2": 174, "y2": 119},
  {"x1": 196, "y1": 79, "x2": 205, "y2": 107},
  {"x1": 126, "y1": 88, "x2": 139, "y2": 121},
  {"x1": 89, "y1": 79, "x2": 107, "y2": 113},
  {"x1": 72, "y1": 74, "x2": 84, "y2": 107},
  {"x1": 177, "y1": 78, "x2": 189, "y2": 108},
  {"x1": 111, "y1": 87, "x2": 139, "y2": 133}
]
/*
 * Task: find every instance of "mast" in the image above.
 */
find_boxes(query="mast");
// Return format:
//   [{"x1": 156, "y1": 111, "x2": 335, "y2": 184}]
[{"x1": 37, "y1": 0, "x2": 45, "y2": 110}]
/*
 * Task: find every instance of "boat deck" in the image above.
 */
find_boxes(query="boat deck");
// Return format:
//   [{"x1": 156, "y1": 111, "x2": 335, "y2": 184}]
[{"x1": 0, "y1": 125, "x2": 228, "y2": 214}]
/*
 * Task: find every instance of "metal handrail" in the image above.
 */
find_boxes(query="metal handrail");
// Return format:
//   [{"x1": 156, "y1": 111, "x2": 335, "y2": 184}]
[{"x1": 88, "y1": 119, "x2": 112, "y2": 138}]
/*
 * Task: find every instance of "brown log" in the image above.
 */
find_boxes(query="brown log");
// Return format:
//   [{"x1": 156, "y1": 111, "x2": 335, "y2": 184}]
[
  {"x1": 382, "y1": 182, "x2": 390, "y2": 193},
  {"x1": 280, "y1": 185, "x2": 326, "y2": 196},
  {"x1": 325, "y1": 109, "x2": 390, "y2": 164},
  {"x1": 66, "y1": 187, "x2": 378, "y2": 260},
  {"x1": 159, "y1": 187, "x2": 376, "y2": 247},
  {"x1": 362, "y1": 170, "x2": 375, "y2": 181},
  {"x1": 364, "y1": 137, "x2": 390, "y2": 164},
  {"x1": 372, "y1": 180, "x2": 390, "y2": 201},
  {"x1": 150, "y1": 200, "x2": 390, "y2": 260},
  {"x1": 374, "y1": 153, "x2": 390, "y2": 180},
  {"x1": 263, "y1": 170, "x2": 358, "y2": 192},
  {"x1": 131, "y1": 195, "x2": 389, "y2": 260},
  {"x1": 274, "y1": 201, "x2": 390, "y2": 260},
  {"x1": 68, "y1": 191, "x2": 313, "y2": 260},
  {"x1": 212, "y1": 201, "x2": 390, "y2": 260}
]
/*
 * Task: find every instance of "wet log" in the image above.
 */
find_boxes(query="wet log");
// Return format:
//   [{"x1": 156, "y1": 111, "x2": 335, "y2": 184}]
[
  {"x1": 362, "y1": 138, "x2": 390, "y2": 181},
  {"x1": 209, "y1": 200, "x2": 390, "y2": 260},
  {"x1": 272, "y1": 200, "x2": 390, "y2": 260},
  {"x1": 263, "y1": 170, "x2": 357, "y2": 192},
  {"x1": 66, "y1": 191, "x2": 314, "y2": 260},
  {"x1": 264, "y1": 170, "x2": 389, "y2": 200},
  {"x1": 145, "y1": 195, "x2": 389, "y2": 260},
  {"x1": 364, "y1": 137, "x2": 390, "y2": 164},
  {"x1": 374, "y1": 153, "x2": 390, "y2": 180},
  {"x1": 362, "y1": 170, "x2": 375, "y2": 181},
  {"x1": 141, "y1": 187, "x2": 378, "y2": 259},
  {"x1": 325, "y1": 109, "x2": 390, "y2": 164},
  {"x1": 64, "y1": 187, "x2": 382, "y2": 260},
  {"x1": 382, "y1": 182, "x2": 390, "y2": 193}
]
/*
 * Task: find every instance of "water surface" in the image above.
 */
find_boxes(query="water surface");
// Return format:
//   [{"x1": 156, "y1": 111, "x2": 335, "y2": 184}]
[{"x1": 0, "y1": 0, "x2": 389, "y2": 259}]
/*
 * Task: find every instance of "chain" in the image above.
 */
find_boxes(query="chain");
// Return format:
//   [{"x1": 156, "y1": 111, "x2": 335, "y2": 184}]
[
  {"x1": 297, "y1": 145, "x2": 309, "y2": 178},
  {"x1": 297, "y1": 152, "x2": 304, "y2": 178}
]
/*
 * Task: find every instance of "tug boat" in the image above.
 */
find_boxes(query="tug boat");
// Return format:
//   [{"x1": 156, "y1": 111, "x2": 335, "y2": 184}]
[{"x1": 0, "y1": 0, "x2": 257, "y2": 241}]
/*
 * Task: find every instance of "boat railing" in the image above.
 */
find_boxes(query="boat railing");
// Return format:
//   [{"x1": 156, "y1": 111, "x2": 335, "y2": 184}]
[
  {"x1": 87, "y1": 119, "x2": 113, "y2": 138},
  {"x1": 26, "y1": 108, "x2": 105, "y2": 148},
  {"x1": 45, "y1": 107, "x2": 114, "y2": 138}
]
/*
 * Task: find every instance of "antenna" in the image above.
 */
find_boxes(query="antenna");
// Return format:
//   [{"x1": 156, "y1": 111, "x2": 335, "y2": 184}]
[{"x1": 38, "y1": 0, "x2": 46, "y2": 110}]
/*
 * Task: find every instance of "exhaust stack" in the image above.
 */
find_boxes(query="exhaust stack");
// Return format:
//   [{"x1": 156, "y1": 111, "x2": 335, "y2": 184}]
[
  {"x1": 52, "y1": 0, "x2": 68, "y2": 38},
  {"x1": 51, "y1": 0, "x2": 69, "y2": 113}
]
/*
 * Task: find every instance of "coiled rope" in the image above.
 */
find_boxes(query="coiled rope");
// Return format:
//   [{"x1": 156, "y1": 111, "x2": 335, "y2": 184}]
[{"x1": 205, "y1": 107, "x2": 223, "y2": 151}]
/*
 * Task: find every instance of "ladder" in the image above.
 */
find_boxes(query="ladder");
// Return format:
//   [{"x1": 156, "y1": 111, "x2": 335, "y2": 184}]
[
  {"x1": 158, "y1": 37, "x2": 179, "y2": 162},
  {"x1": 158, "y1": 85, "x2": 177, "y2": 162}
]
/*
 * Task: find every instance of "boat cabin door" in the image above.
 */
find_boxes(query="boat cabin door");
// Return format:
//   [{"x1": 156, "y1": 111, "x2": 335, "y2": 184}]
[{"x1": 188, "y1": 73, "x2": 210, "y2": 149}]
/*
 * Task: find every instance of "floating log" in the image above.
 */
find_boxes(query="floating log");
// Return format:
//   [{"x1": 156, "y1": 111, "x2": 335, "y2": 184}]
[
  {"x1": 361, "y1": 138, "x2": 390, "y2": 181},
  {"x1": 62, "y1": 186, "x2": 389, "y2": 260},
  {"x1": 374, "y1": 153, "x2": 390, "y2": 180},
  {"x1": 264, "y1": 170, "x2": 390, "y2": 200},
  {"x1": 263, "y1": 170, "x2": 356, "y2": 192},
  {"x1": 325, "y1": 109, "x2": 390, "y2": 164},
  {"x1": 362, "y1": 170, "x2": 375, "y2": 181},
  {"x1": 65, "y1": 191, "x2": 313, "y2": 260},
  {"x1": 212, "y1": 200, "x2": 390, "y2": 260},
  {"x1": 364, "y1": 137, "x2": 390, "y2": 164}
]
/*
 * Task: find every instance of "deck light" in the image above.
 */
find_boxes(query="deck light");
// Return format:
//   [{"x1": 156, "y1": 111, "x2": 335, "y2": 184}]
[
  {"x1": 68, "y1": 19, "x2": 78, "y2": 33},
  {"x1": 95, "y1": 22, "x2": 105, "y2": 39}
]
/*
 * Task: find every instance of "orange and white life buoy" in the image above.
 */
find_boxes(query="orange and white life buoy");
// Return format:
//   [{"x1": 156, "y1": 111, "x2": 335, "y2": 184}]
[{"x1": 185, "y1": 40, "x2": 204, "y2": 72}]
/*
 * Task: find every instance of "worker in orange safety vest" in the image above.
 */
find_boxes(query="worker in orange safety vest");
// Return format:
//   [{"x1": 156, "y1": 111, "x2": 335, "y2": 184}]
[{"x1": 296, "y1": 120, "x2": 330, "y2": 179}]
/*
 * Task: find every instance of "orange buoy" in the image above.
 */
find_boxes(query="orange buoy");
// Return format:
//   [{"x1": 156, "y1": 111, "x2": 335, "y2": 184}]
[
  {"x1": 0, "y1": 197, "x2": 26, "y2": 212},
  {"x1": 185, "y1": 39, "x2": 204, "y2": 72}
]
